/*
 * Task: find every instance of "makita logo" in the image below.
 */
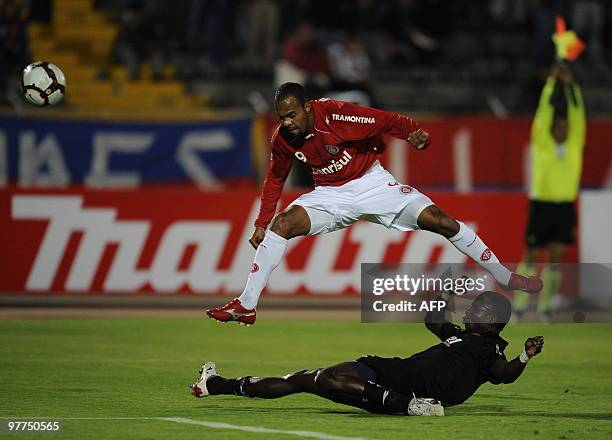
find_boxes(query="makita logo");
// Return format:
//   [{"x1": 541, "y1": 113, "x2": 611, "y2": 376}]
[
  {"x1": 332, "y1": 113, "x2": 375, "y2": 124},
  {"x1": 312, "y1": 150, "x2": 353, "y2": 175},
  {"x1": 10, "y1": 195, "x2": 481, "y2": 294}
]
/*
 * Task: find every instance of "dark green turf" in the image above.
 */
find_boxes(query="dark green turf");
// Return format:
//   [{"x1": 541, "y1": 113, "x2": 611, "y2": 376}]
[{"x1": 1, "y1": 319, "x2": 611, "y2": 439}]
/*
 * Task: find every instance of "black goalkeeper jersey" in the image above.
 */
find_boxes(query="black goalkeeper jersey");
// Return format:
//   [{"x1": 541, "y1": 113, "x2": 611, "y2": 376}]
[{"x1": 359, "y1": 323, "x2": 508, "y2": 406}]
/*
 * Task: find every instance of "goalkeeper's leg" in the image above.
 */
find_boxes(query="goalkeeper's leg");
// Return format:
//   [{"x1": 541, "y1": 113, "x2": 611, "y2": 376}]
[
  {"x1": 195, "y1": 362, "x2": 404, "y2": 413},
  {"x1": 202, "y1": 369, "x2": 318, "y2": 399},
  {"x1": 204, "y1": 364, "x2": 374, "y2": 410}
]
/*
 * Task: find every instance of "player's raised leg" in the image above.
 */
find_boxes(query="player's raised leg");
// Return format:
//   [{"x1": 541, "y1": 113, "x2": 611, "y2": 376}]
[
  {"x1": 415, "y1": 205, "x2": 543, "y2": 293},
  {"x1": 206, "y1": 205, "x2": 311, "y2": 325}
]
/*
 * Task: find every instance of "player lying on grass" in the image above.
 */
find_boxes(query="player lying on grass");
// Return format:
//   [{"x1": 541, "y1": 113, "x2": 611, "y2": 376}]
[
  {"x1": 193, "y1": 291, "x2": 544, "y2": 416},
  {"x1": 207, "y1": 82, "x2": 542, "y2": 325}
]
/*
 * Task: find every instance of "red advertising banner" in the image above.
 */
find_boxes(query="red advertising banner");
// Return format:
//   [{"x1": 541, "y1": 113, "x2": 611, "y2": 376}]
[
  {"x1": 395, "y1": 117, "x2": 612, "y2": 188},
  {"x1": 0, "y1": 187, "x2": 578, "y2": 295}
]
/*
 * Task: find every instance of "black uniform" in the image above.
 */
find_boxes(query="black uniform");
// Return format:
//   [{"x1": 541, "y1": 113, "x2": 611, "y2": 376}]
[{"x1": 356, "y1": 323, "x2": 508, "y2": 406}]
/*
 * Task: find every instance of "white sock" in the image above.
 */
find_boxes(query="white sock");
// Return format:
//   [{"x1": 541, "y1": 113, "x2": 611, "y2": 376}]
[
  {"x1": 238, "y1": 231, "x2": 288, "y2": 309},
  {"x1": 448, "y1": 222, "x2": 512, "y2": 286}
]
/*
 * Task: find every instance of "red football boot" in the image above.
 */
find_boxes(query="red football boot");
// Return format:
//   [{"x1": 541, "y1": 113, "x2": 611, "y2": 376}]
[
  {"x1": 505, "y1": 273, "x2": 544, "y2": 294},
  {"x1": 206, "y1": 298, "x2": 256, "y2": 325}
]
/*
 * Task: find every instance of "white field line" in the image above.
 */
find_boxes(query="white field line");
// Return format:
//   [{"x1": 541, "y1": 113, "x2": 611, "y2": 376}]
[
  {"x1": 160, "y1": 417, "x2": 374, "y2": 440},
  {"x1": 0, "y1": 417, "x2": 375, "y2": 440}
]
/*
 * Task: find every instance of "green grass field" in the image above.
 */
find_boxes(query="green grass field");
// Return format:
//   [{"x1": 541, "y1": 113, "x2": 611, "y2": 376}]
[{"x1": 1, "y1": 318, "x2": 611, "y2": 439}]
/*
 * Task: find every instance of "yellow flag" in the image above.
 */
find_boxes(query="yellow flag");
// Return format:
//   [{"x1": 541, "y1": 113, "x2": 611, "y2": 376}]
[{"x1": 552, "y1": 16, "x2": 585, "y2": 61}]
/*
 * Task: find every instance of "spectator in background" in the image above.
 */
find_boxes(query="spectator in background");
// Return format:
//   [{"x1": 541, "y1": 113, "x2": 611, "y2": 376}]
[
  {"x1": 245, "y1": 0, "x2": 279, "y2": 69},
  {"x1": 0, "y1": 0, "x2": 30, "y2": 106},
  {"x1": 327, "y1": 32, "x2": 373, "y2": 106},
  {"x1": 513, "y1": 63, "x2": 586, "y2": 322},
  {"x1": 275, "y1": 21, "x2": 329, "y2": 95},
  {"x1": 185, "y1": 0, "x2": 236, "y2": 70},
  {"x1": 343, "y1": 0, "x2": 392, "y2": 67},
  {"x1": 112, "y1": 0, "x2": 169, "y2": 80},
  {"x1": 386, "y1": 0, "x2": 452, "y2": 65}
]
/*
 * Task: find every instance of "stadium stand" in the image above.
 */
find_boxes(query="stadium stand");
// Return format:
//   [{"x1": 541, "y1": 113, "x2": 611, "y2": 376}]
[
  {"x1": 25, "y1": 0, "x2": 206, "y2": 116},
  {"x1": 2, "y1": 0, "x2": 611, "y2": 116}
]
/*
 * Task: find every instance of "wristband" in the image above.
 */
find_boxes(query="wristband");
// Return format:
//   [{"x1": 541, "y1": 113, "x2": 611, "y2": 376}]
[{"x1": 519, "y1": 349, "x2": 530, "y2": 364}]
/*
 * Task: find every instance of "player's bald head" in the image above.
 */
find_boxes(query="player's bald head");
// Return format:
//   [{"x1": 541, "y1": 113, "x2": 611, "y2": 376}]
[
  {"x1": 464, "y1": 291, "x2": 512, "y2": 333},
  {"x1": 275, "y1": 82, "x2": 307, "y2": 107},
  {"x1": 476, "y1": 291, "x2": 512, "y2": 325}
]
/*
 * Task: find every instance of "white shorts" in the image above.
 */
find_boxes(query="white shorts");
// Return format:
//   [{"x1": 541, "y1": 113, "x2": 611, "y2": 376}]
[{"x1": 289, "y1": 161, "x2": 434, "y2": 235}]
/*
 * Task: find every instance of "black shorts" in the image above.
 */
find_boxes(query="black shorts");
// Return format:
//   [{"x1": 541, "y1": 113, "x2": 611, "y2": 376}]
[
  {"x1": 355, "y1": 355, "x2": 414, "y2": 396},
  {"x1": 526, "y1": 201, "x2": 576, "y2": 247},
  {"x1": 351, "y1": 359, "x2": 378, "y2": 383}
]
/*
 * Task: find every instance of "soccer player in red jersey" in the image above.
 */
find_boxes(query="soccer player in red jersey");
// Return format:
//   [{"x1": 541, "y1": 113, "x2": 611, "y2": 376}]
[{"x1": 207, "y1": 83, "x2": 542, "y2": 325}]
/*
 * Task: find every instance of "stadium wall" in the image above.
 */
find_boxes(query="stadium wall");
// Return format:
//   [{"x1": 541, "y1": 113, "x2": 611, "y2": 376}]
[{"x1": 0, "y1": 187, "x2": 585, "y2": 296}]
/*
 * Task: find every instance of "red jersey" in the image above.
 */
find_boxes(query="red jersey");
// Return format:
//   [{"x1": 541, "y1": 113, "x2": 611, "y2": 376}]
[{"x1": 255, "y1": 99, "x2": 422, "y2": 229}]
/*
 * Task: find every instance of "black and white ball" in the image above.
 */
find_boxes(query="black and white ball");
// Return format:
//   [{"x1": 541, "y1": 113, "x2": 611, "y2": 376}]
[{"x1": 21, "y1": 61, "x2": 66, "y2": 106}]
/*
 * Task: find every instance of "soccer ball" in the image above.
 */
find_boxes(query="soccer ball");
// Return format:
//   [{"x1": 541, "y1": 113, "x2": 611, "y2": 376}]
[{"x1": 21, "y1": 61, "x2": 66, "y2": 106}]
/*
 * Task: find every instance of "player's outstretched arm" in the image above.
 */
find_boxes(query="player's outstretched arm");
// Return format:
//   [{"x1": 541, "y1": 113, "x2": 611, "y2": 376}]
[
  {"x1": 253, "y1": 144, "x2": 295, "y2": 245},
  {"x1": 490, "y1": 336, "x2": 544, "y2": 384},
  {"x1": 424, "y1": 291, "x2": 455, "y2": 340}
]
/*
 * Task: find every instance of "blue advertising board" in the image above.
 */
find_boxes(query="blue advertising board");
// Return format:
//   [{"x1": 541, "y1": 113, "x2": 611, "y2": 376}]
[{"x1": 0, "y1": 115, "x2": 253, "y2": 186}]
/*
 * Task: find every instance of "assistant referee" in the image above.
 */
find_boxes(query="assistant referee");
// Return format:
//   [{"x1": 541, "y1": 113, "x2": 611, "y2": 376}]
[{"x1": 514, "y1": 62, "x2": 586, "y2": 321}]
